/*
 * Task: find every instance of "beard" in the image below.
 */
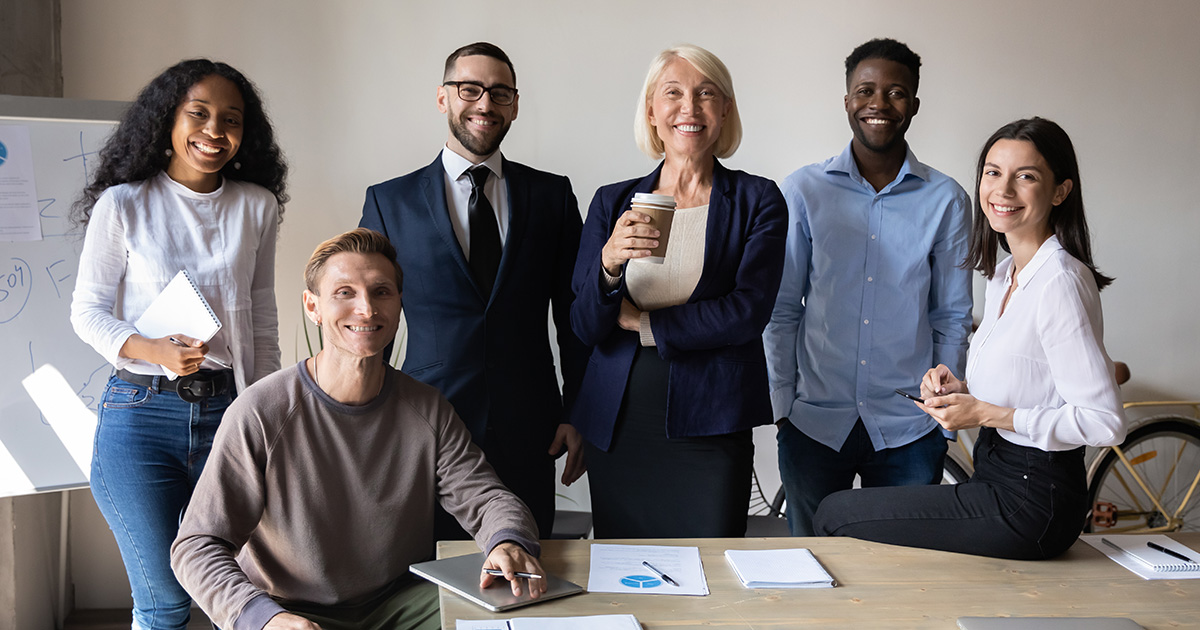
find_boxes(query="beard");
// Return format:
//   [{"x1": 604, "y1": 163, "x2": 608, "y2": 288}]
[{"x1": 449, "y1": 112, "x2": 512, "y2": 157}]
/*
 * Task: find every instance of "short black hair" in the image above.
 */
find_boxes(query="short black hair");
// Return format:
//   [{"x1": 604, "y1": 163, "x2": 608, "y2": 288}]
[
  {"x1": 443, "y1": 42, "x2": 516, "y2": 85},
  {"x1": 845, "y1": 38, "x2": 921, "y2": 94}
]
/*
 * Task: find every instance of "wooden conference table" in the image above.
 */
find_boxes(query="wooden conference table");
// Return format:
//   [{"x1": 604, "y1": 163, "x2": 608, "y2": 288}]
[{"x1": 437, "y1": 534, "x2": 1200, "y2": 629}]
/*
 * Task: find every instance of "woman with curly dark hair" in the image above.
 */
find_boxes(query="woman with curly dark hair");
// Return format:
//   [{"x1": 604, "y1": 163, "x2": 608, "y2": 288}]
[{"x1": 69, "y1": 59, "x2": 287, "y2": 630}]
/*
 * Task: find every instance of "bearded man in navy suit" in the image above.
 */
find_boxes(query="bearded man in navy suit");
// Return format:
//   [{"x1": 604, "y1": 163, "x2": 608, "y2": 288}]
[{"x1": 360, "y1": 42, "x2": 586, "y2": 539}]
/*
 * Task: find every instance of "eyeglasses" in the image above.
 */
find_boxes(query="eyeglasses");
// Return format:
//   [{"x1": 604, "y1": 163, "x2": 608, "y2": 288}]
[{"x1": 443, "y1": 81, "x2": 518, "y2": 106}]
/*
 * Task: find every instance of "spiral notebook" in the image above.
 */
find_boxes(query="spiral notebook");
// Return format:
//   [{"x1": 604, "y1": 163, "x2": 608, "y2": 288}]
[
  {"x1": 1084, "y1": 534, "x2": 1200, "y2": 579},
  {"x1": 133, "y1": 269, "x2": 222, "y2": 377}
]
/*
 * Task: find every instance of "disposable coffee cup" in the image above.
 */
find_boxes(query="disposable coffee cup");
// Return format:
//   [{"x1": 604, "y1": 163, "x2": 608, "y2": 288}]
[{"x1": 629, "y1": 193, "x2": 676, "y2": 263}]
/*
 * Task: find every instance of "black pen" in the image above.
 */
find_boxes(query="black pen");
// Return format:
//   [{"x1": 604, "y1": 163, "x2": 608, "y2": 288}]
[
  {"x1": 483, "y1": 568, "x2": 543, "y2": 579},
  {"x1": 1148, "y1": 541, "x2": 1197, "y2": 564},
  {"x1": 641, "y1": 561, "x2": 679, "y2": 587}
]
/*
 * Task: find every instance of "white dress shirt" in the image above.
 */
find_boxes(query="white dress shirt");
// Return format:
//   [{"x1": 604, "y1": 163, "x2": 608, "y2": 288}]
[
  {"x1": 966, "y1": 235, "x2": 1126, "y2": 451},
  {"x1": 440, "y1": 147, "x2": 508, "y2": 260},
  {"x1": 70, "y1": 172, "x2": 281, "y2": 394}
]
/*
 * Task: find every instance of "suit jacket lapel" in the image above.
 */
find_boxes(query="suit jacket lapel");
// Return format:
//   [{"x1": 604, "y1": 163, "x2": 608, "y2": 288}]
[
  {"x1": 420, "y1": 152, "x2": 487, "y2": 300},
  {"x1": 691, "y1": 158, "x2": 730, "y2": 301},
  {"x1": 494, "y1": 157, "x2": 527, "y2": 300}
]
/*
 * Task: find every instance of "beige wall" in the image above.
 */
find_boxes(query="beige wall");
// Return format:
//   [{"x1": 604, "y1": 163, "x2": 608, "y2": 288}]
[{"x1": 52, "y1": 0, "x2": 1200, "y2": 612}]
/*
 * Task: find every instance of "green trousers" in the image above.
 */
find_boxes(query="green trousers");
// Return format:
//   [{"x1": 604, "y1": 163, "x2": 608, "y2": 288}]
[{"x1": 283, "y1": 578, "x2": 440, "y2": 630}]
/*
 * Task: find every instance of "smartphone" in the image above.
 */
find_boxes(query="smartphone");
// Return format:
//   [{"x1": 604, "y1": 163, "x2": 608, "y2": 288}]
[{"x1": 893, "y1": 388, "x2": 925, "y2": 404}]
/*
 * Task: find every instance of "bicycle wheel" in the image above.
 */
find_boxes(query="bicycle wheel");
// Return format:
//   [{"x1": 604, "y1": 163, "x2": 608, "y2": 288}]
[
  {"x1": 942, "y1": 455, "x2": 970, "y2": 485},
  {"x1": 1086, "y1": 418, "x2": 1200, "y2": 533}
]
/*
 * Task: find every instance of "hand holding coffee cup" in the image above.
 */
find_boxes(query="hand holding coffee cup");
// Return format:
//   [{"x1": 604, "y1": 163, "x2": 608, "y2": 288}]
[{"x1": 601, "y1": 193, "x2": 677, "y2": 274}]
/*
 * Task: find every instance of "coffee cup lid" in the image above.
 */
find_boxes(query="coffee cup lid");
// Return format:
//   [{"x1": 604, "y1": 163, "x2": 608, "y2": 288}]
[{"x1": 631, "y1": 192, "x2": 676, "y2": 208}]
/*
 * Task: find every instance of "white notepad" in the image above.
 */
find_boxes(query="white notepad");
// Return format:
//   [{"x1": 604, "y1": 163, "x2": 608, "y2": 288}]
[
  {"x1": 133, "y1": 269, "x2": 222, "y2": 378},
  {"x1": 456, "y1": 614, "x2": 642, "y2": 630},
  {"x1": 724, "y1": 548, "x2": 836, "y2": 588}
]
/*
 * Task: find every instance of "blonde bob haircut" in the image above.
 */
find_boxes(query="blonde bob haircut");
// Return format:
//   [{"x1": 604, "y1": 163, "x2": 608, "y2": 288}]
[{"x1": 634, "y1": 44, "x2": 742, "y2": 160}]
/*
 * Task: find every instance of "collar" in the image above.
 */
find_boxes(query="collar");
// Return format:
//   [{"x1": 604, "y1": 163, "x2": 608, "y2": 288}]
[
  {"x1": 1005, "y1": 234, "x2": 1064, "y2": 287},
  {"x1": 441, "y1": 146, "x2": 504, "y2": 182},
  {"x1": 158, "y1": 170, "x2": 226, "y2": 200},
  {"x1": 824, "y1": 141, "x2": 929, "y2": 189}
]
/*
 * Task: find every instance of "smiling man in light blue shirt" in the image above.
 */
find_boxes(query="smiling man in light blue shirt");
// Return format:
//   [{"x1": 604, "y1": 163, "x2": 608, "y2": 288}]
[{"x1": 764, "y1": 38, "x2": 972, "y2": 537}]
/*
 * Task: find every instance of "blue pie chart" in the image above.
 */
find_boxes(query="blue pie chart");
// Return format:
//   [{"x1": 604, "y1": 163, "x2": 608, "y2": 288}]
[
  {"x1": 621, "y1": 574, "x2": 662, "y2": 588},
  {"x1": 0, "y1": 140, "x2": 8, "y2": 167}
]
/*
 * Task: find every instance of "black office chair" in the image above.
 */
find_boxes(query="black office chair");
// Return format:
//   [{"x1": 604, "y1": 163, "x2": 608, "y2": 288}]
[{"x1": 745, "y1": 470, "x2": 790, "y2": 537}]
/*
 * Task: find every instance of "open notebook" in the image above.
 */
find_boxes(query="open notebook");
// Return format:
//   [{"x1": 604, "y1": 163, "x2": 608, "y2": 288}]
[
  {"x1": 456, "y1": 615, "x2": 642, "y2": 630},
  {"x1": 724, "y1": 548, "x2": 836, "y2": 588},
  {"x1": 1084, "y1": 534, "x2": 1200, "y2": 579}
]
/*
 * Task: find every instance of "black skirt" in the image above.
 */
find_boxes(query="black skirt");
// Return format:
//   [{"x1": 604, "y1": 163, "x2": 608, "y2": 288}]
[{"x1": 585, "y1": 346, "x2": 754, "y2": 539}]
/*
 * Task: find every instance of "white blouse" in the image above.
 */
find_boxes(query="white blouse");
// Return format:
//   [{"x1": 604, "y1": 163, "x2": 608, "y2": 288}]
[
  {"x1": 966, "y1": 236, "x2": 1126, "y2": 451},
  {"x1": 70, "y1": 172, "x2": 281, "y2": 394}
]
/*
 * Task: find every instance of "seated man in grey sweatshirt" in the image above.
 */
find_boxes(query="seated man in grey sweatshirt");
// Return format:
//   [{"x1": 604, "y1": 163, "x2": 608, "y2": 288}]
[{"x1": 171, "y1": 228, "x2": 544, "y2": 630}]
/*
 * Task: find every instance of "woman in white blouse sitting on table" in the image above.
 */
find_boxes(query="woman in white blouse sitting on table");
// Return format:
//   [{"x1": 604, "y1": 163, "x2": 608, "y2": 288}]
[{"x1": 814, "y1": 117, "x2": 1125, "y2": 560}]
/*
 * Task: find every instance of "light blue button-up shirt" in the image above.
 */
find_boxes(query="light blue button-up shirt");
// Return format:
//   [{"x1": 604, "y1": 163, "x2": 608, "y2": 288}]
[{"x1": 764, "y1": 143, "x2": 973, "y2": 451}]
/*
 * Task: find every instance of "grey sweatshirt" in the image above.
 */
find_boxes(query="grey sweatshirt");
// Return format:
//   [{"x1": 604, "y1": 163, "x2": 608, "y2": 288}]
[{"x1": 171, "y1": 362, "x2": 539, "y2": 630}]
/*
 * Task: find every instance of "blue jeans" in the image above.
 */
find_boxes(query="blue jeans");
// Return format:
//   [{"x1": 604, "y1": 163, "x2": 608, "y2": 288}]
[
  {"x1": 777, "y1": 418, "x2": 946, "y2": 536},
  {"x1": 90, "y1": 373, "x2": 232, "y2": 630}
]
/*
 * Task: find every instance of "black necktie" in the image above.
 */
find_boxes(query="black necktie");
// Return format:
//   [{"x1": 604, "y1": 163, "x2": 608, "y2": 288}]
[{"x1": 467, "y1": 166, "x2": 501, "y2": 295}]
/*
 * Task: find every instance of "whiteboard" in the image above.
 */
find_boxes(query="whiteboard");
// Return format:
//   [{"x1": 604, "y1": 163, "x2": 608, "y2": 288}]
[{"x1": 0, "y1": 96, "x2": 128, "y2": 498}]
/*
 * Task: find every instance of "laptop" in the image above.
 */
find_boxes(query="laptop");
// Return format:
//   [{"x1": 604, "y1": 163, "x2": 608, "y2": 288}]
[
  {"x1": 957, "y1": 618, "x2": 1144, "y2": 630},
  {"x1": 410, "y1": 552, "x2": 585, "y2": 612}
]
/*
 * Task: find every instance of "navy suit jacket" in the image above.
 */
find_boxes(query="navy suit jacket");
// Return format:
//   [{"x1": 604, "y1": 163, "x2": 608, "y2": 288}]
[
  {"x1": 360, "y1": 154, "x2": 587, "y2": 461},
  {"x1": 570, "y1": 159, "x2": 787, "y2": 450}
]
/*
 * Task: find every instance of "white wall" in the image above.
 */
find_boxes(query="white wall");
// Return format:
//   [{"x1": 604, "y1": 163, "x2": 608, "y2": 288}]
[{"x1": 55, "y1": 0, "x2": 1200, "y2": 610}]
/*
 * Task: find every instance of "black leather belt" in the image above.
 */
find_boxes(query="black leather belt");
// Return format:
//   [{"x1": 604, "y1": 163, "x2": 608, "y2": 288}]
[{"x1": 116, "y1": 369, "x2": 234, "y2": 403}]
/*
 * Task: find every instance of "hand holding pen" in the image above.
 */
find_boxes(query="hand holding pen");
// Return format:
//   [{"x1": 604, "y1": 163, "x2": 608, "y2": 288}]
[
  {"x1": 480, "y1": 542, "x2": 547, "y2": 597},
  {"x1": 169, "y1": 336, "x2": 232, "y2": 370}
]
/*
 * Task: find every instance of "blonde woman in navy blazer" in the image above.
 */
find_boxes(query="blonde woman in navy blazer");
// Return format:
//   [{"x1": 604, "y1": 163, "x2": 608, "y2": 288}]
[{"x1": 570, "y1": 44, "x2": 786, "y2": 539}]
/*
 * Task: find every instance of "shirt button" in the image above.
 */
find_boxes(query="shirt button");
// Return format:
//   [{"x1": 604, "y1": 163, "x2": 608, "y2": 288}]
[
  {"x1": 870, "y1": 234, "x2": 877, "y2": 240},
  {"x1": 860, "y1": 360, "x2": 867, "y2": 365},
  {"x1": 863, "y1": 319, "x2": 869, "y2": 325},
  {"x1": 867, "y1": 277, "x2": 873, "y2": 282},
  {"x1": 858, "y1": 401, "x2": 864, "y2": 407}
]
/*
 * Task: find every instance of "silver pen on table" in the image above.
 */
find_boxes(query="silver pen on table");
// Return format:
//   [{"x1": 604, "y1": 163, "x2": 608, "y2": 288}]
[
  {"x1": 642, "y1": 560, "x2": 679, "y2": 587},
  {"x1": 1101, "y1": 537, "x2": 1156, "y2": 570}
]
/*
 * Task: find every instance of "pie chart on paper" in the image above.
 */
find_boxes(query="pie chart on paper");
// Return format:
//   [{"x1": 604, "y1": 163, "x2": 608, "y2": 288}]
[{"x1": 620, "y1": 575, "x2": 662, "y2": 589}]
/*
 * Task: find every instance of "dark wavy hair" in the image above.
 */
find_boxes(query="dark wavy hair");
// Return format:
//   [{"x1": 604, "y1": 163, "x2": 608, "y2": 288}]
[
  {"x1": 965, "y1": 117, "x2": 1113, "y2": 290},
  {"x1": 71, "y1": 59, "x2": 288, "y2": 227}
]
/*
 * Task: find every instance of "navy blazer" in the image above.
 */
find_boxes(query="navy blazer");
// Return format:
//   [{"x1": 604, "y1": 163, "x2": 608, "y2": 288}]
[
  {"x1": 570, "y1": 160, "x2": 787, "y2": 450},
  {"x1": 360, "y1": 154, "x2": 587, "y2": 457}
]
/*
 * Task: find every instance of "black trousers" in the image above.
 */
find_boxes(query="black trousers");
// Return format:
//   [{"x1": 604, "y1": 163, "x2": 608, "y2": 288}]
[
  {"x1": 585, "y1": 346, "x2": 754, "y2": 539},
  {"x1": 813, "y1": 427, "x2": 1088, "y2": 560}
]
